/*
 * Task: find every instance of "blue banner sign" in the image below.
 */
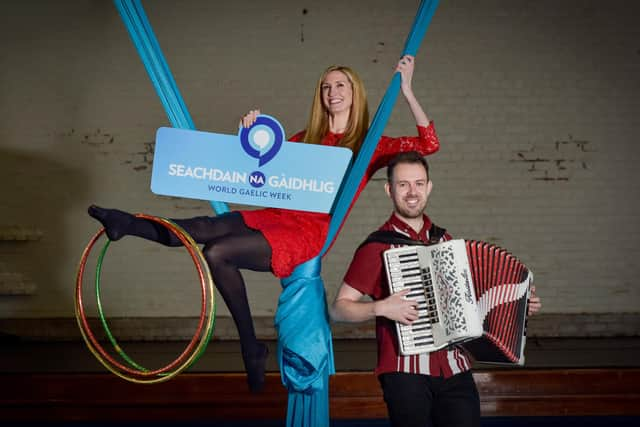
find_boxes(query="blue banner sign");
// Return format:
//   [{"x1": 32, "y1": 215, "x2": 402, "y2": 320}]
[{"x1": 151, "y1": 115, "x2": 352, "y2": 213}]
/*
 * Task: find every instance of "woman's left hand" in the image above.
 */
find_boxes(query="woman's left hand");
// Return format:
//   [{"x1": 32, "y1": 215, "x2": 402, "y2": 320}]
[{"x1": 396, "y1": 55, "x2": 415, "y2": 95}]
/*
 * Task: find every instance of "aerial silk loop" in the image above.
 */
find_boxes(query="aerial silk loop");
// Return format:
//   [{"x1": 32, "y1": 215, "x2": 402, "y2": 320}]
[
  {"x1": 277, "y1": 1, "x2": 440, "y2": 426},
  {"x1": 113, "y1": 0, "x2": 439, "y2": 425},
  {"x1": 113, "y1": 0, "x2": 229, "y2": 215}
]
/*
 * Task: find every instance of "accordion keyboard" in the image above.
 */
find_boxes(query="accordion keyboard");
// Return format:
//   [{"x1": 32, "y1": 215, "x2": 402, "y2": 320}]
[{"x1": 385, "y1": 249, "x2": 440, "y2": 354}]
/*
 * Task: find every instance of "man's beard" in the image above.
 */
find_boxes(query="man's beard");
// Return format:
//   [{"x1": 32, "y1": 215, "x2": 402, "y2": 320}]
[{"x1": 395, "y1": 199, "x2": 426, "y2": 219}]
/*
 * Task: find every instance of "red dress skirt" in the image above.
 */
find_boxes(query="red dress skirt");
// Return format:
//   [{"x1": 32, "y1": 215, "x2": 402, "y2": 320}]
[{"x1": 240, "y1": 123, "x2": 440, "y2": 278}]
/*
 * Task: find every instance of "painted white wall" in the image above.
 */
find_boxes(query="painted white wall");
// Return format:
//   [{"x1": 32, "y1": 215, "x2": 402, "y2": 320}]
[{"x1": 0, "y1": 1, "x2": 638, "y2": 333}]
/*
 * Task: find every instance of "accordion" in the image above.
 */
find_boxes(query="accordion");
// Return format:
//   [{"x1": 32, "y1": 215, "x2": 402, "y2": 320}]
[{"x1": 383, "y1": 239, "x2": 533, "y2": 365}]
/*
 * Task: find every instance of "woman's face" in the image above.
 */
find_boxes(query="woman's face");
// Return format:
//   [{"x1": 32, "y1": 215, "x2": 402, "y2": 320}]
[{"x1": 321, "y1": 70, "x2": 353, "y2": 115}]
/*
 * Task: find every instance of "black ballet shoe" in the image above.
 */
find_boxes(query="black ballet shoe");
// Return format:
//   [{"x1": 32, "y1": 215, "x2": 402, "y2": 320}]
[
  {"x1": 87, "y1": 205, "x2": 134, "y2": 241},
  {"x1": 243, "y1": 342, "x2": 269, "y2": 393}
]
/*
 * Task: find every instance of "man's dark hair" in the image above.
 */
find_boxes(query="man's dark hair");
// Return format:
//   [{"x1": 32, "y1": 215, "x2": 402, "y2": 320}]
[{"x1": 386, "y1": 151, "x2": 430, "y2": 182}]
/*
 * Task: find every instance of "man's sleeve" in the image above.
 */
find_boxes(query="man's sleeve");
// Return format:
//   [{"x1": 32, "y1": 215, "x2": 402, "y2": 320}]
[{"x1": 343, "y1": 242, "x2": 387, "y2": 299}]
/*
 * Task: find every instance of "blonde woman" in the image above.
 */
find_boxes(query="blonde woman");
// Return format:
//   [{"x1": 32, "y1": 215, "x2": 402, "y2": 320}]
[{"x1": 89, "y1": 55, "x2": 439, "y2": 393}]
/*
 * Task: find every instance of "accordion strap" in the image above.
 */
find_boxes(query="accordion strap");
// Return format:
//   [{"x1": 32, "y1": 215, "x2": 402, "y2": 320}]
[{"x1": 359, "y1": 223, "x2": 447, "y2": 249}]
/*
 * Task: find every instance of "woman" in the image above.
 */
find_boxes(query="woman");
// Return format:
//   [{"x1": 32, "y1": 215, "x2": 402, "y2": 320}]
[{"x1": 89, "y1": 55, "x2": 439, "y2": 392}]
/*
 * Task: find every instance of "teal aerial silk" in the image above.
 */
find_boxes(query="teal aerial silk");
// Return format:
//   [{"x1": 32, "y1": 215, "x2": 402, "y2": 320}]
[
  {"x1": 321, "y1": 0, "x2": 439, "y2": 255},
  {"x1": 114, "y1": 0, "x2": 439, "y2": 425},
  {"x1": 113, "y1": 0, "x2": 229, "y2": 215},
  {"x1": 276, "y1": 1, "x2": 440, "y2": 426},
  {"x1": 276, "y1": 258, "x2": 333, "y2": 426}
]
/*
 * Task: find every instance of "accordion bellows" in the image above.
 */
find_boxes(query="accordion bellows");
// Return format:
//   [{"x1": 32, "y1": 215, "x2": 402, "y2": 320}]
[{"x1": 383, "y1": 239, "x2": 533, "y2": 365}]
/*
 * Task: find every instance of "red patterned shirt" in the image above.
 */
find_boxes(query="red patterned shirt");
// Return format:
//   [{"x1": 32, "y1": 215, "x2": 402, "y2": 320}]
[{"x1": 343, "y1": 213, "x2": 472, "y2": 378}]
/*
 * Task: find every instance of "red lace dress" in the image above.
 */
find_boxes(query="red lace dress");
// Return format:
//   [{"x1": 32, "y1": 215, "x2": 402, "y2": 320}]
[{"x1": 240, "y1": 122, "x2": 440, "y2": 278}]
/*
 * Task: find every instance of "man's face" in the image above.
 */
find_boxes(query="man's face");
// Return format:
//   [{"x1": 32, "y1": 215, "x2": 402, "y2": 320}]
[{"x1": 385, "y1": 162, "x2": 432, "y2": 220}]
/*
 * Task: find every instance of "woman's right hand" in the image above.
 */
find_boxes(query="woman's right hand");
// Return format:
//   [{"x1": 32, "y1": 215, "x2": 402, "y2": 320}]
[{"x1": 239, "y1": 109, "x2": 261, "y2": 128}]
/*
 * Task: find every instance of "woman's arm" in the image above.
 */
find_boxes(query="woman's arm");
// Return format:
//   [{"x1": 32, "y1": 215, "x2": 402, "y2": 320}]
[
  {"x1": 397, "y1": 55, "x2": 430, "y2": 127},
  {"x1": 365, "y1": 56, "x2": 439, "y2": 173}
]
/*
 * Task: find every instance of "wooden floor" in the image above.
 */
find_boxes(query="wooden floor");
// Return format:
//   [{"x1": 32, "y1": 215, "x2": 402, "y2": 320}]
[
  {"x1": 1, "y1": 369, "x2": 639, "y2": 422},
  {"x1": 1, "y1": 337, "x2": 640, "y2": 422},
  {"x1": 3, "y1": 337, "x2": 640, "y2": 373}
]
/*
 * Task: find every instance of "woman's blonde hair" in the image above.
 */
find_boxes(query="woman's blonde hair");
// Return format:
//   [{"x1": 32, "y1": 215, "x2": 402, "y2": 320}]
[{"x1": 302, "y1": 65, "x2": 369, "y2": 154}]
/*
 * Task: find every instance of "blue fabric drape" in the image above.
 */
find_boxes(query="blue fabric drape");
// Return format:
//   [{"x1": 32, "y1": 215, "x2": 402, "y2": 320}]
[
  {"x1": 276, "y1": 1, "x2": 440, "y2": 426},
  {"x1": 321, "y1": 0, "x2": 439, "y2": 256},
  {"x1": 275, "y1": 257, "x2": 334, "y2": 427},
  {"x1": 113, "y1": 0, "x2": 229, "y2": 215}
]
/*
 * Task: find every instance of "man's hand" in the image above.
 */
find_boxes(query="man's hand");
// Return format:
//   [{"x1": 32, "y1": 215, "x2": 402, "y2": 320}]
[
  {"x1": 376, "y1": 289, "x2": 419, "y2": 325},
  {"x1": 528, "y1": 285, "x2": 541, "y2": 316}
]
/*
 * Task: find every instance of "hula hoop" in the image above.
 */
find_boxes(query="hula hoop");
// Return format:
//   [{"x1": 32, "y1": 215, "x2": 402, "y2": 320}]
[
  {"x1": 94, "y1": 238, "x2": 148, "y2": 372},
  {"x1": 75, "y1": 215, "x2": 214, "y2": 382},
  {"x1": 75, "y1": 214, "x2": 216, "y2": 383},
  {"x1": 94, "y1": 217, "x2": 216, "y2": 374},
  {"x1": 77, "y1": 218, "x2": 205, "y2": 376}
]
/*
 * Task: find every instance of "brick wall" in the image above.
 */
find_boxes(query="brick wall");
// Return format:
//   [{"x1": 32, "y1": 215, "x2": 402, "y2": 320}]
[{"x1": 0, "y1": 0, "x2": 638, "y2": 337}]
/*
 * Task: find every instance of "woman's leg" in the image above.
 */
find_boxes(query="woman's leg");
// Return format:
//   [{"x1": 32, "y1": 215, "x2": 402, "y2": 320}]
[
  {"x1": 202, "y1": 230, "x2": 273, "y2": 393},
  {"x1": 89, "y1": 205, "x2": 273, "y2": 392},
  {"x1": 88, "y1": 205, "x2": 247, "y2": 245}
]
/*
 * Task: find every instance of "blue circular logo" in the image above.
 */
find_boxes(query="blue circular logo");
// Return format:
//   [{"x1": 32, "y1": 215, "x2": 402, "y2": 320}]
[
  {"x1": 238, "y1": 115, "x2": 285, "y2": 167},
  {"x1": 249, "y1": 171, "x2": 266, "y2": 188}
]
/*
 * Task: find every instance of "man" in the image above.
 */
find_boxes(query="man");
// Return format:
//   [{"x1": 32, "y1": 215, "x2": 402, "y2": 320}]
[{"x1": 330, "y1": 151, "x2": 541, "y2": 427}]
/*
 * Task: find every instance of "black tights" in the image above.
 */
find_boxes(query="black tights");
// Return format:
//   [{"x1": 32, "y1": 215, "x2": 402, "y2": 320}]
[{"x1": 88, "y1": 206, "x2": 271, "y2": 392}]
